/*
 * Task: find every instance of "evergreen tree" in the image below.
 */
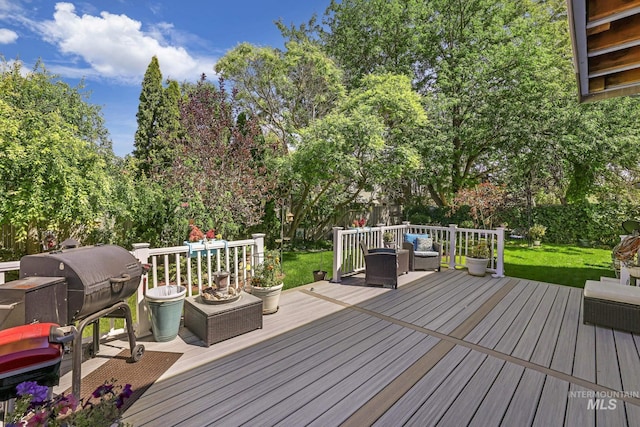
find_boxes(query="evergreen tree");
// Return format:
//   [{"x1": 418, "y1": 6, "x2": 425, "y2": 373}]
[
  {"x1": 154, "y1": 79, "x2": 182, "y2": 170},
  {"x1": 133, "y1": 56, "x2": 163, "y2": 176}
]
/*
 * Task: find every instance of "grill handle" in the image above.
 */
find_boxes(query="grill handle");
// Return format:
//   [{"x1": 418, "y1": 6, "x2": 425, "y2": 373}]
[{"x1": 110, "y1": 274, "x2": 131, "y2": 293}]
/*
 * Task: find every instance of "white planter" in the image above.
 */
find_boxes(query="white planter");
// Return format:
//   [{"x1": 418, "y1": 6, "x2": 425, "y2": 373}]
[
  {"x1": 250, "y1": 283, "x2": 283, "y2": 314},
  {"x1": 466, "y1": 257, "x2": 489, "y2": 276}
]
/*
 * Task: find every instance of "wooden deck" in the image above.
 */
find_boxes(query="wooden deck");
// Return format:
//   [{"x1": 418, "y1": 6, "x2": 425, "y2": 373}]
[{"x1": 54, "y1": 269, "x2": 640, "y2": 426}]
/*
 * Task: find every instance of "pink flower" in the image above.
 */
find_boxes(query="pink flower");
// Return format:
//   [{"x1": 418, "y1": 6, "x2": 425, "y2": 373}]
[
  {"x1": 205, "y1": 229, "x2": 216, "y2": 239},
  {"x1": 55, "y1": 394, "x2": 79, "y2": 415}
]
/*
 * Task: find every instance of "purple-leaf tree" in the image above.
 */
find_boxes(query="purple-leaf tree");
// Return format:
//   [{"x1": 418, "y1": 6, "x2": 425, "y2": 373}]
[{"x1": 165, "y1": 75, "x2": 281, "y2": 237}]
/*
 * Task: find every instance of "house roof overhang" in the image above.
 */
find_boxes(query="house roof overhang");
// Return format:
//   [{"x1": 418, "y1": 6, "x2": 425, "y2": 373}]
[{"x1": 568, "y1": 0, "x2": 640, "y2": 102}]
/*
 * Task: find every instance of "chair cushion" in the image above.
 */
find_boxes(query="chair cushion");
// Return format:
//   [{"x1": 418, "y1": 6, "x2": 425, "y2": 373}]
[
  {"x1": 416, "y1": 236, "x2": 433, "y2": 252},
  {"x1": 415, "y1": 250, "x2": 440, "y2": 257},
  {"x1": 369, "y1": 248, "x2": 395, "y2": 254},
  {"x1": 584, "y1": 280, "x2": 640, "y2": 305},
  {"x1": 404, "y1": 233, "x2": 429, "y2": 250}
]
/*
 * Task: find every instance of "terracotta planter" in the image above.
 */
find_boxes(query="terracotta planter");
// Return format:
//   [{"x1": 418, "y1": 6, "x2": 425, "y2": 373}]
[
  {"x1": 466, "y1": 257, "x2": 489, "y2": 276},
  {"x1": 250, "y1": 283, "x2": 283, "y2": 314}
]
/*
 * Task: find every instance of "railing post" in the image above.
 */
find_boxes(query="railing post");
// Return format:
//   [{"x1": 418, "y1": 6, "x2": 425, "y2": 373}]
[
  {"x1": 493, "y1": 227, "x2": 505, "y2": 278},
  {"x1": 449, "y1": 224, "x2": 458, "y2": 270},
  {"x1": 252, "y1": 233, "x2": 266, "y2": 264},
  {"x1": 131, "y1": 243, "x2": 151, "y2": 338},
  {"x1": 332, "y1": 227, "x2": 343, "y2": 283}
]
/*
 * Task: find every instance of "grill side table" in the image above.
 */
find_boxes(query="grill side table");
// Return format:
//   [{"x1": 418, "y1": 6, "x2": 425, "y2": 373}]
[{"x1": 184, "y1": 292, "x2": 263, "y2": 347}]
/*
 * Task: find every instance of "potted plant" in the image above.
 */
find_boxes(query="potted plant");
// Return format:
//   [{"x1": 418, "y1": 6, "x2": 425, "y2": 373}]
[
  {"x1": 9, "y1": 380, "x2": 133, "y2": 426},
  {"x1": 466, "y1": 239, "x2": 491, "y2": 276},
  {"x1": 383, "y1": 231, "x2": 395, "y2": 248},
  {"x1": 528, "y1": 224, "x2": 547, "y2": 246},
  {"x1": 250, "y1": 250, "x2": 284, "y2": 314},
  {"x1": 313, "y1": 251, "x2": 327, "y2": 281}
]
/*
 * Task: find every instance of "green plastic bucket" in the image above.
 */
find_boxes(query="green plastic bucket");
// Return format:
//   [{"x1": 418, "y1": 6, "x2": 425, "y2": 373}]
[{"x1": 145, "y1": 285, "x2": 187, "y2": 342}]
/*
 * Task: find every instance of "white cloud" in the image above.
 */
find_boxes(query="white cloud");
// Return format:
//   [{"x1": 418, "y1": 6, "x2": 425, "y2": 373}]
[
  {"x1": 0, "y1": 28, "x2": 17, "y2": 43},
  {"x1": 36, "y1": 2, "x2": 216, "y2": 84}
]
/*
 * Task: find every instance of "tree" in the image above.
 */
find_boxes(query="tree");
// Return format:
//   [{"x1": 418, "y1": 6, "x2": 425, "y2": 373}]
[
  {"x1": 322, "y1": 0, "x2": 422, "y2": 88},
  {"x1": 0, "y1": 61, "x2": 114, "y2": 252},
  {"x1": 133, "y1": 56, "x2": 164, "y2": 176},
  {"x1": 215, "y1": 41, "x2": 345, "y2": 149},
  {"x1": 320, "y1": 0, "x2": 596, "y2": 206},
  {"x1": 283, "y1": 73, "x2": 424, "y2": 238},
  {"x1": 160, "y1": 76, "x2": 281, "y2": 239}
]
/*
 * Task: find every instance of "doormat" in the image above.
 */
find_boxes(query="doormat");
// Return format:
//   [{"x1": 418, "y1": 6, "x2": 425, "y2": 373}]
[{"x1": 63, "y1": 349, "x2": 182, "y2": 413}]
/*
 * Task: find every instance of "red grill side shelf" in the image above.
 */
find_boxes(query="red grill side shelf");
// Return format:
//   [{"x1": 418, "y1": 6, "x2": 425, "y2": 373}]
[{"x1": 0, "y1": 323, "x2": 66, "y2": 400}]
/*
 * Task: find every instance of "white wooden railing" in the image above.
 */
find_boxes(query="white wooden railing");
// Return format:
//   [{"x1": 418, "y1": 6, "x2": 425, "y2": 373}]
[
  {"x1": 332, "y1": 222, "x2": 505, "y2": 282},
  {"x1": 0, "y1": 233, "x2": 266, "y2": 338}
]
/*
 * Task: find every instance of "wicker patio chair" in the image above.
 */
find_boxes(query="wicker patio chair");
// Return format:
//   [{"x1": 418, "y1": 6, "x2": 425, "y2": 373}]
[
  {"x1": 359, "y1": 241, "x2": 403, "y2": 289},
  {"x1": 402, "y1": 241, "x2": 442, "y2": 271}
]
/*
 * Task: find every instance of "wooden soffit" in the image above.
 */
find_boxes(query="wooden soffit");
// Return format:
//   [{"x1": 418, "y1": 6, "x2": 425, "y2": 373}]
[{"x1": 568, "y1": 0, "x2": 640, "y2": 102}]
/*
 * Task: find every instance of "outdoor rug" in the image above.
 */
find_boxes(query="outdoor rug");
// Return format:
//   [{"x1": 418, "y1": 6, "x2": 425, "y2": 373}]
[{"x1": 63, "y1": 349, "x2": 182, "y2": 412}]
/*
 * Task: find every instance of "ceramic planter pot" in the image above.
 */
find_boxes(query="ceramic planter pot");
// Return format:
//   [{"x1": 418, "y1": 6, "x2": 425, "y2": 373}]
[
  {"x1": 466, "y1": 257, "x2": 489, "y2": 276},
  {"x1": 250, "y1": 283, "x2": 283, "y2": 314}
]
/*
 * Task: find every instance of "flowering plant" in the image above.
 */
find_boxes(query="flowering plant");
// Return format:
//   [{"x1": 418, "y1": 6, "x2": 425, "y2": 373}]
[
  {"x1": 8, "y1": 380, "x2": 133, "y2": 427},
  {"x1": 352, "y1": 218, "x2": 366, "y2": 228},
  {"x1": 188, "y1": 224, "x2": 221, "y2": 242},
  {"x1": 250, "y1": 250, "x2": 284, "y2": 288}
]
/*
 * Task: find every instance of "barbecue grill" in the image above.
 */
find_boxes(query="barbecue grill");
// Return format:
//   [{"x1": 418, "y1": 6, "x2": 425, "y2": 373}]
[{"x1": 0, "y1": 244, "x2": 146, "y2": 397}]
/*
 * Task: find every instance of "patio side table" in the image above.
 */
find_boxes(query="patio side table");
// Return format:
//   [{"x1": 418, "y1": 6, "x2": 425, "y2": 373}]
[{"x1": 184, "y1": 292, "x2": 263, "y2": 347}]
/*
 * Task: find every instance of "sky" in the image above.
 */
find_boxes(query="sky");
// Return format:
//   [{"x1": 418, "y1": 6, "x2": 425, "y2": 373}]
[{"x1": 0, "y1": 0, "x2": 330, "y2": 157}]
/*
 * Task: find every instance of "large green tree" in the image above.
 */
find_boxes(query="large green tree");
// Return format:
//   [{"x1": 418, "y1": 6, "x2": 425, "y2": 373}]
[
  {"x1": 319, "y1": 0, "x2": 640, "y2": 207},
  {"x1": 0, "y1": 61, "x2": 114, "y2": 252},
  {"x1": 283, "y1": 73, "x2": 425, "y2": 238},
  {"x1": 215, "y1": 41, "x2": 345, "y2": 149}
]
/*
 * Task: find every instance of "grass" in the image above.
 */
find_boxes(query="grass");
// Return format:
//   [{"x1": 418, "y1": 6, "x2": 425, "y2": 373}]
[
  {"x1": 503, "y1": 242, "x2": 616, "y2": 288},
  {"x1": 282, "y1": 250, "x2": 333, "y2": 290},
  {"x1": 280, "y1": 243, "x2": 617, "y2": 290}
]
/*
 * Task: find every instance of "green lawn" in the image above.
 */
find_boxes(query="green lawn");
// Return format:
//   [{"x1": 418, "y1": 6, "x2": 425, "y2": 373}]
[
  {"x1": 281, "y1": 243, "x2": 617, "y2": 290},
  {"x1": 282, "y1": 250, "x2": 333, "y2": 290},
  {"x1": 503, "y1": 242, "x2": 616, "y2": 288}
]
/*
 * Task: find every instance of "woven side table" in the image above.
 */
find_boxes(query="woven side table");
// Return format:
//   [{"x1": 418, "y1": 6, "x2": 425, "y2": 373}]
[{"x1": 184, "y1": 292, "x2": 263, "y2": 347}]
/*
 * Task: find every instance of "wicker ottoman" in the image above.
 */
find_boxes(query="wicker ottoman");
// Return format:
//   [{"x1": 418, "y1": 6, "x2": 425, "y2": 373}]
[
  {"x1": 184, "y1": 292, "x2": 263, "y2": 347},
  {"x1": 583, "y1": 280, "x2": 640, "y2": 333}
]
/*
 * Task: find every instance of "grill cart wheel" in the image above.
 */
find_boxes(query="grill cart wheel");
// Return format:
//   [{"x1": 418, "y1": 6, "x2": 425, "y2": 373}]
[{"x1": 130, "y1": 344, "x2": 145, "y2": 362}]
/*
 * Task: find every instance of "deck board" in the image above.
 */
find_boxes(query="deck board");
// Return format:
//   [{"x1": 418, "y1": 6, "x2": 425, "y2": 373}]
[
  {"x1": 423, "y1": 276, "x2": 505, "y2": 332},
  {"x1": 436, "y1": 355, "x2": 505, "y2": 426},
  {"x1": 565, "y1": 384, "x2": 595, "y2": 426},
  {"x1": 532, "y1": 375, "x2": 569, "y2": 426},
  {"x1": 373, "y1": 345, "x2": 472, "y2": 426},
  {"x1": 595, "y1": 325, "x2": 623, "y2": 390},
  {"x1": 468, "y1": 363, "x2": 525, "y2": 426},
  {"x1": 280, "y1": 335, "x2": 441, "y2": 426},
  {"x1": 493, "y1": 282, "x2": 547, "y2": 353},
  {"x1": 406, "y1": 350, "x2": 487, "y2": 425},
  {"x1": 44, "y1": 269, "x2": 640, "y2": 427},
  {"x1": 500, "y1": 369, "x2": 546, "y2": 426},
  {"x1": 510, "y1": 284, "x2": 558, "y2": 359},
  {"x1": 550, "y1": 288, "x2": 581, "y2": 374},
  {"x1": 530, "y1": 285, "x2": 569, "y2": 367}
]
